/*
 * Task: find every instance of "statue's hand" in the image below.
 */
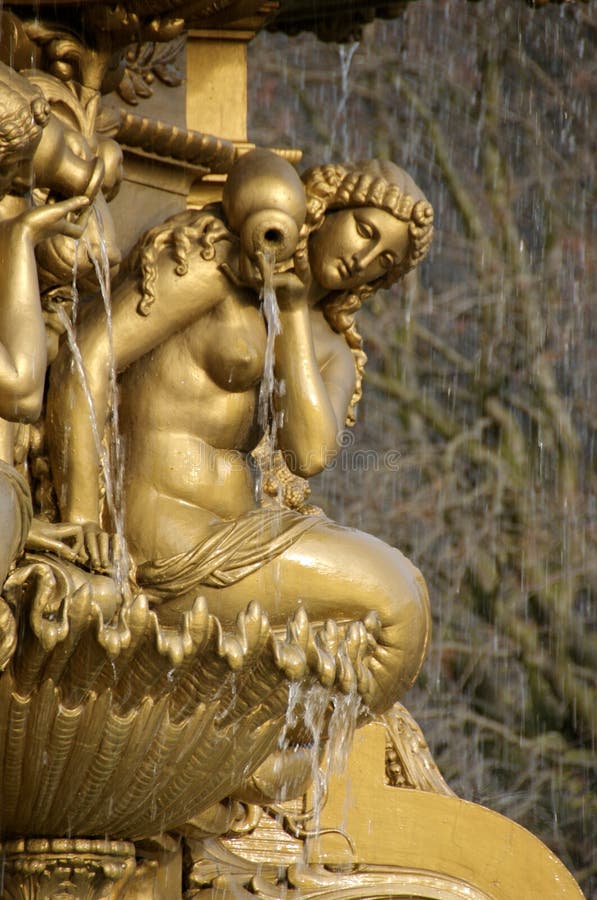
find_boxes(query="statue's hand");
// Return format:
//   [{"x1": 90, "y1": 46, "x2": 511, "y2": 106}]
[
  {"x1": 25, "y1": 518, "x2": 85, "y2": 563},
  {"x1": 271, "y1": 270, "x2": 313, "y2": 311},
  {"x1": 13, "y1": 195, "x2": 90, "y2": 245},
  {"x1": 77, "y1": 521, "x2": 114, "y2": 573}
]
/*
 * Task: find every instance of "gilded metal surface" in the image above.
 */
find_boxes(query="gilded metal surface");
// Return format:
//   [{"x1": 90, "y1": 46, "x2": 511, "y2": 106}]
[
  {"x1": 0, "y1": 4, "x2": 585, "y2": 898},
  {"x1": 310, "y1": 724, "x2": 585, "y2": 900},
  {"x1": 0, "y1": 554, "x2": 407, "y2": 837},
  {"x1": 114, "y1": 110, "x2": 236, "y2": 171},
  {"x1": 382, "y1": 702, "x2": 456, "y2": 794},
  {"x1": 42, "y1": 151, "x2": 433, "y2": 721},
  {"x1": 0, "y1": 838, "x2": 135, "y2": 899},
  {"x1": 183, "y1": 720, "x2": 584, "y2": 897},
  {"x1": 116, "y1": 37, "x2": 186, "y2": 107}
]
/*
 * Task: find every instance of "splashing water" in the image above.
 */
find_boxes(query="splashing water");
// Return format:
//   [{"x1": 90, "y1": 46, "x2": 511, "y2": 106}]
[
  {"x1": 302, "y1": 684, "x2": 331, "y2": 835},
  {"x1": 325, "y1": 690, "x2": 362, "y2": 779},
  {"x1": 279, "y1": 683, "x2": 361, "y2": 841},
  {"x1": 278, "y1": 680, "x2": 302, "y2": 751}
]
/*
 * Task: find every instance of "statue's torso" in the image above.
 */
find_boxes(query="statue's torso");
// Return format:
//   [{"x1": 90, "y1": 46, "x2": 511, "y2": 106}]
[{"x1": 118, "y1": 289, "x2": 266, "y2": 558}]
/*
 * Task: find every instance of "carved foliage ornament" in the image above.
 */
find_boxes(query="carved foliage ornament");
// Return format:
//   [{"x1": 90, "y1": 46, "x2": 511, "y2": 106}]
[
  {"x1": 0, "y1": 839, "x2": 136, "y2": 900},
  {"x1": 117, "y1": 36, "x2": 185, "y2": 105}
]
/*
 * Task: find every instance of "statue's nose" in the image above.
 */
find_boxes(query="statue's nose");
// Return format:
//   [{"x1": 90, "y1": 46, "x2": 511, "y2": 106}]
[{"x1": 353, "y1": 243, "x2": 378, "y2": 271}]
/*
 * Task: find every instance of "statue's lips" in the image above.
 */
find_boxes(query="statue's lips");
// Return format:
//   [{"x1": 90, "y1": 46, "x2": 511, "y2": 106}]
[{"x1": 336, "y1": 258, "x2": 354, "y2": 279}]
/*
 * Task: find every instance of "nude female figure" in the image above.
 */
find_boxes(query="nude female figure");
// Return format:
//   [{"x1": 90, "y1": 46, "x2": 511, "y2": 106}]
[
  {"x1": 47, "y1": 159, "x2": 434, "y2": 714},
  {"x1": 0, "y1": 74, "x2": 90, "y2": 588}
]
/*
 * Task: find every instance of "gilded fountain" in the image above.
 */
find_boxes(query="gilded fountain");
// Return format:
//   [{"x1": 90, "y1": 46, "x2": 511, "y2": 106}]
[{"x1": 0, "y1": 2, "x2": 585, "y2": 898}]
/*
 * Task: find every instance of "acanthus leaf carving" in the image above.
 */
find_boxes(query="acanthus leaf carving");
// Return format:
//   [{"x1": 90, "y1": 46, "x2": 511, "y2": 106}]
[{"x1": 116, "y1": 36, "x2": 186, "y2": 106}]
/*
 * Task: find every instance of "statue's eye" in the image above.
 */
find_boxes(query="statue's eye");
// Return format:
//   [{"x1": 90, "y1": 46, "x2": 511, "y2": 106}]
[
  {"x1": 379, "y1": 251, "x2": 396, "y2": 270},
  {"x1": 356, "y1": 219, "x2": 374, "y2": 239}
]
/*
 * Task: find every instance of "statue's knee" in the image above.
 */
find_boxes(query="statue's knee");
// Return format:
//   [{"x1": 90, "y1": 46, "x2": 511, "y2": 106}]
[
  {"x1": 373, "y1": 551, "x2": 430, "y2": 639},
  {"x1": 362, "y1": 557, "x2": 430, "y2": 712}
]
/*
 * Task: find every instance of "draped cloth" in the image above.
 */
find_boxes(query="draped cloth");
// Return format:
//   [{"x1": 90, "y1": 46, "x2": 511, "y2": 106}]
[
  {"x1": 136, "y1": 507, "x2": 320, "y2": 601},
  {"x1": 0, "y1": 461, "x2": 32, "y2": 668},
  {"x1": 0, "y1": 460, "x2": 33, "y2": 561}
]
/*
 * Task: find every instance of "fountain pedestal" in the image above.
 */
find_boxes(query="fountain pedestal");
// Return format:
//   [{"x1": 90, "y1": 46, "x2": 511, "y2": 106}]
[
  {"x1": 0, "y1": 839, "x2": 136, "y2": 900},
  {"x1": 180, "y1": 714, "x2": 584, "y2": 899}
]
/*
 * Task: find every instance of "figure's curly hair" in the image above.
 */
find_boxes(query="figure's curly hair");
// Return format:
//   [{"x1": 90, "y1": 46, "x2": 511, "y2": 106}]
[
  {"x1": 295, "y1": 160, "x2": 434, "y2": 424},
  {"x1": 127, "y1": 205, "x2": 232, "y2": 316},
  {"x1": 0, "y1": 85, "x2": 49, "y2": 192}
]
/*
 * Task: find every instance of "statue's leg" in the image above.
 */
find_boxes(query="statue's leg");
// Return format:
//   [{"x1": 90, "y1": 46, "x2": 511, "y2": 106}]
[{"x1": 189, "y1": 520, "x2": 431, "y2": 714}]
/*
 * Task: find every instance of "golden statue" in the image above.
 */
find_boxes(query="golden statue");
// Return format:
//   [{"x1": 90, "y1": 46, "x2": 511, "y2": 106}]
[
  {"x1": 46, "y1": 153, "x2": 434, "y2": 716},
  {"x1": 0, "y1": 5, "x2": 585, "y2": 897},
  {"x1": 0, "y1": 65, "x2": 92, "y2": 599}
]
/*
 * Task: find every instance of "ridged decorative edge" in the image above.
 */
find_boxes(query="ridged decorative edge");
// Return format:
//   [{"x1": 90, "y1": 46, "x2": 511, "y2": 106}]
[
  {"x1": 0, "y1": 837, "x2": 136, "y2": 900},
  {"x1": 116, "y1": 110, "x2": 236, "y2": 171},
  {"x1": 0, "y1": 555, "x2": 383, "y2": 838}
]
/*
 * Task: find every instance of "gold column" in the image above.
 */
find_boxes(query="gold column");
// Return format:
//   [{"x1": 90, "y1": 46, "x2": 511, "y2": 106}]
[
  {"x1": 186, "y1": 28, "x2": 254, "y2": 206},
  {"x1": 186, "y1": 30, "x2": 250, "y2": 141}
]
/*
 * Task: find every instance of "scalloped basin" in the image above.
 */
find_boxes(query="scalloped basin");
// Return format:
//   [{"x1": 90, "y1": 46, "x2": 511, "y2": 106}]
[{"x1": 0, "y1": 555, "x2": 362, "y2": 840}]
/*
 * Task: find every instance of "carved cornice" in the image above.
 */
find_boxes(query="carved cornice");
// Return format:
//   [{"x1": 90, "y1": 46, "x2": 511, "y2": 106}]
[
  {"x1": 269, "y1": 0, "x2": 588, "y2": 42},
  {"x1": 6, "y1": 0, "x2": 588, "y2": 47}
]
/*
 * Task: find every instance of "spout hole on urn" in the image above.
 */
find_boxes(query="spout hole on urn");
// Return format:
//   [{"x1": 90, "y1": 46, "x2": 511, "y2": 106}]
[{"x1": 264, "y1": 228, "x2": 284, "y2": 244}]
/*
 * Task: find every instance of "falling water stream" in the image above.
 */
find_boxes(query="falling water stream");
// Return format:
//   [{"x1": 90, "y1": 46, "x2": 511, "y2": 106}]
[
  {"x1": 85, "y1": 207, "x2": 129, "y2": 597},
  {"x1": 304, "y1": 686, "x2": 361, "y2": 839},
  {"x1": 277, "y1": 683, "x2": 361, "y2": 843},
  {"x1": 329, "y1": 42, "x2": 359, "y2": 161},
  {"x1": 253, "y1": 248, "x2": 363, "y2": 834},
  {"x1": 257, "y1": 249, "x2": 282, "y2": 446},
  {"x1": 54, "y1": 307, "x2": 117, "y2": 535},
  {"x1": 54, "y1": 209, "x2": 130, "y2": 601},
  {"x1": 254, "y1": 249, "x2": 284, "y2": 507}
]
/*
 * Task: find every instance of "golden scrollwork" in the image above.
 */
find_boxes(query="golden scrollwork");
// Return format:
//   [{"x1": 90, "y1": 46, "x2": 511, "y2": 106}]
[{"x1": 117, "y1": 36, "x2": 185, "y2": 106}]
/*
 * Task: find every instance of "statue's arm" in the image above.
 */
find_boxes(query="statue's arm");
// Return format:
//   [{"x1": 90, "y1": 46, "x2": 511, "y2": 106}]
[
  {"x1": 0, "y1": 197, "x2": 88, "y2": 421},
  {"x1": 47, "y1": 244, "x2": 231, "y2": 532},
  {"x1": 47, "y1": 304, "x2": 113, "y2": 529},
  {"x1": 274, "y1": 296, "x2": 354, "y2": 477}
]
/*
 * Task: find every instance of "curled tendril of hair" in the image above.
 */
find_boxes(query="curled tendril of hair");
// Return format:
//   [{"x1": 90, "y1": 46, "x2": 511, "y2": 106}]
[
  {"x1": 0, "y1": 85, "x2": 47, "y2": 168},
  {"x1": 128, "y1": 206, "x2": 231, "y2": 316},
  {"x1": 30, "y1": 96, "x2": 50, "y2": 127},
  {"x1": 296, "y1": 161, "x2": 434, "y2": 425}
]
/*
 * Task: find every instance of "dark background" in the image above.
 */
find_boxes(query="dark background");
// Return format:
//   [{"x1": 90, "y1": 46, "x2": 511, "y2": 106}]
[{"x1": 248, "y1": 2, "x2": 596, "y2": 894}]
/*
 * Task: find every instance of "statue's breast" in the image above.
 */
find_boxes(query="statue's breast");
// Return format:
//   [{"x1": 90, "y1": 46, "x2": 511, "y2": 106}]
[{"x1": 197, "y1": 295, "x2": 267, "y2": 393}]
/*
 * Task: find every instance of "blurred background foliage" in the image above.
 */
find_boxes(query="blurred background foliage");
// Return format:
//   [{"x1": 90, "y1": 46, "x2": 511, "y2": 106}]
[{"x1": 248, "y1": 1, "x2": 596, "y2": 894}]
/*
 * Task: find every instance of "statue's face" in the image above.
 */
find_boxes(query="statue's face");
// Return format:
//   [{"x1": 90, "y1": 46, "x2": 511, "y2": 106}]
[{"x1": 308, "y1": 207, "x2": 410, "y2": 291}]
